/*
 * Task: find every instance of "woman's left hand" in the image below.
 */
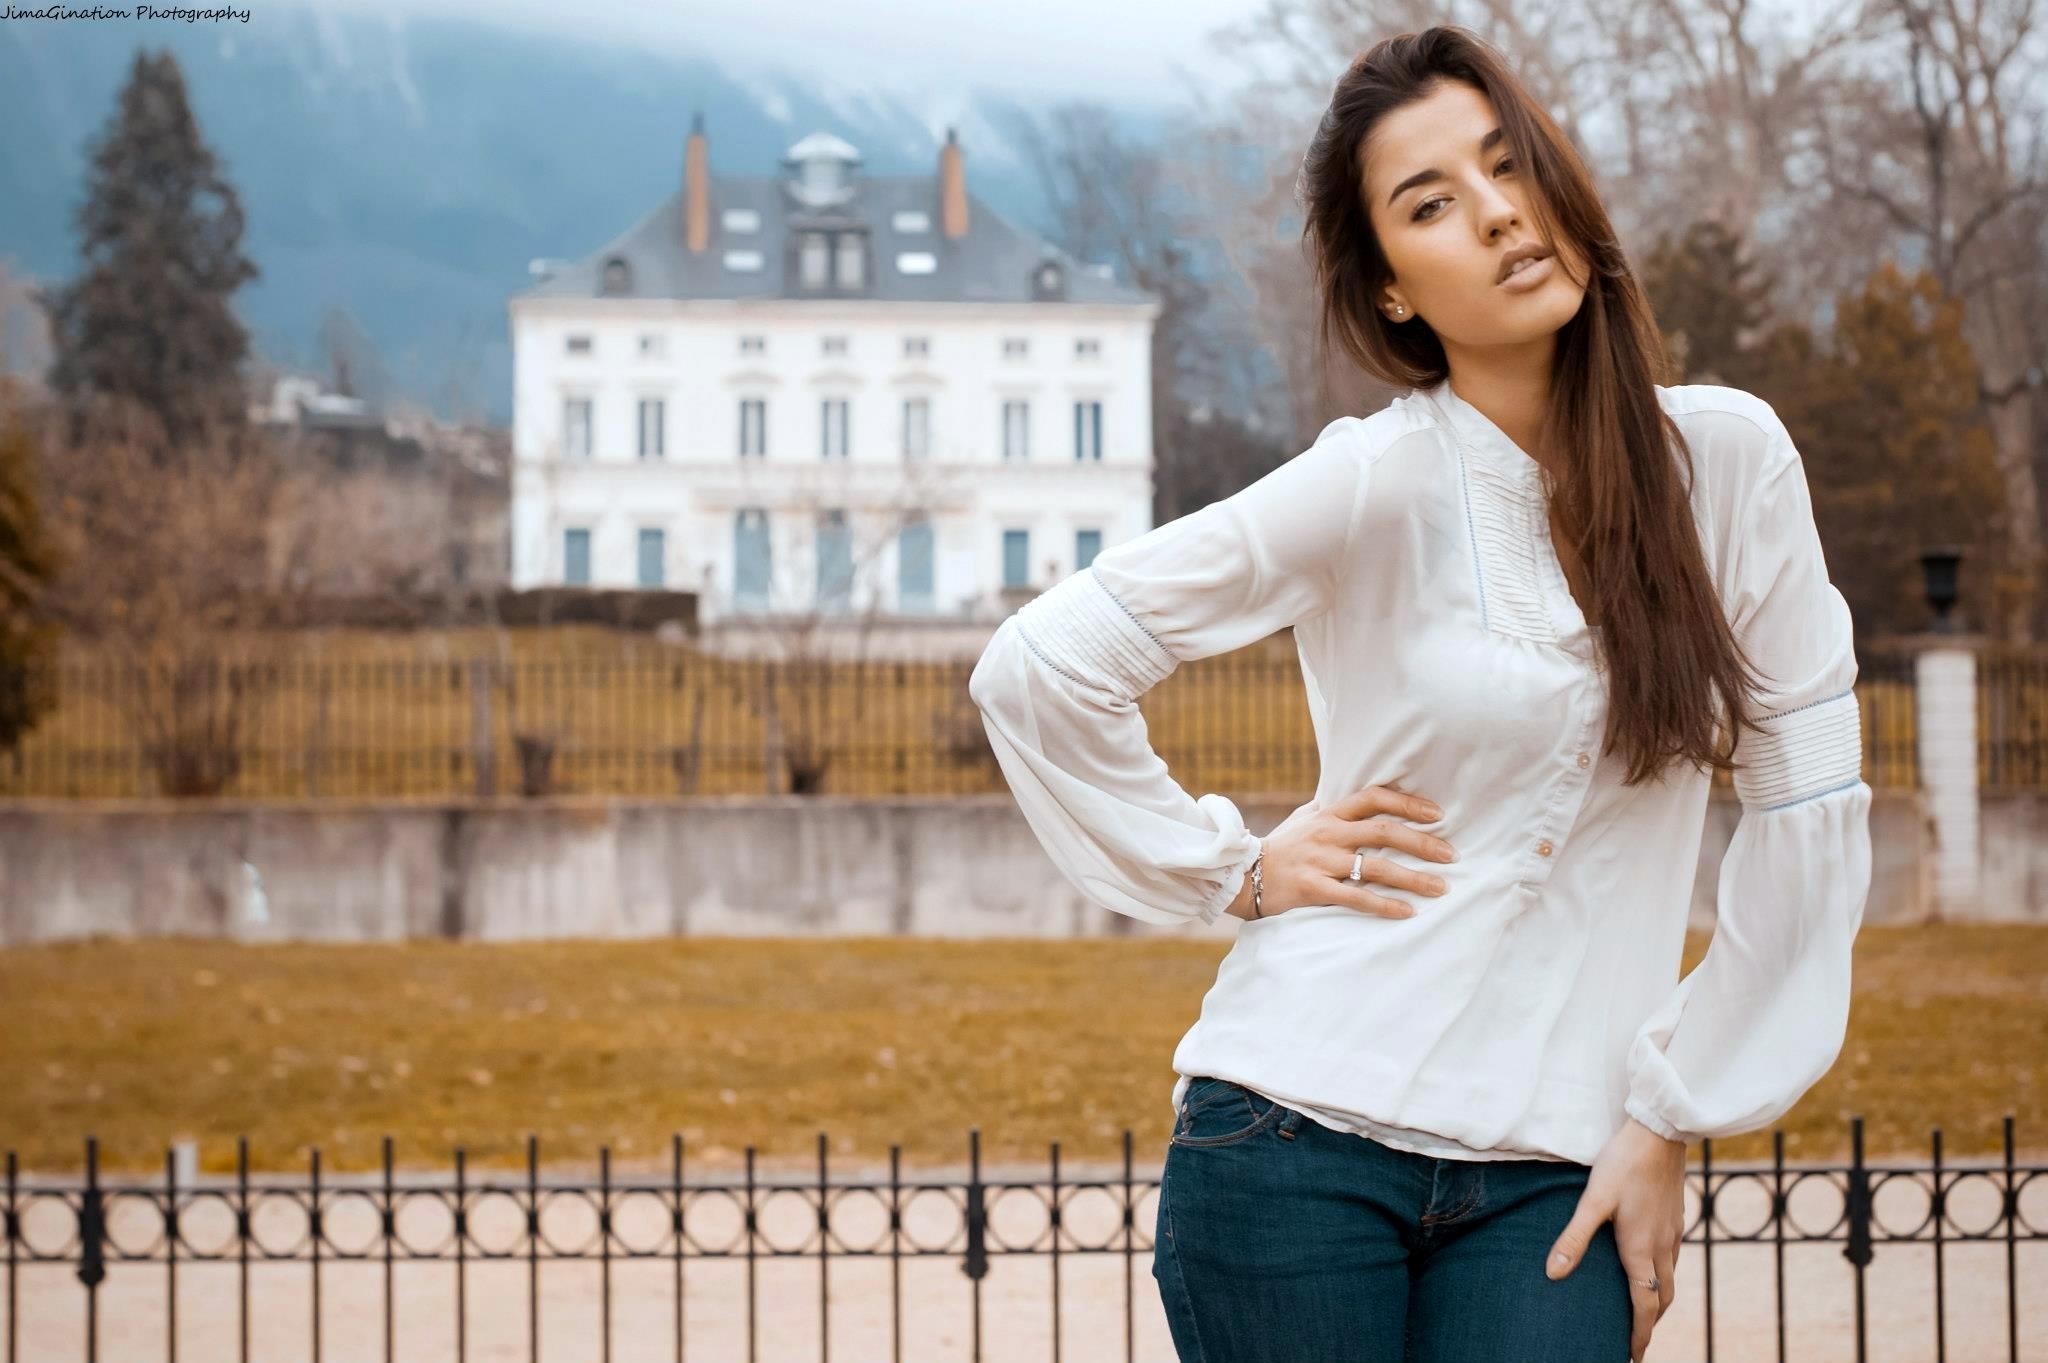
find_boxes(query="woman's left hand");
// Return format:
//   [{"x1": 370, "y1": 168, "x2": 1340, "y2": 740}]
[{"x1": 1544, "y1": 1117, "x2": 1686, "y2": 1362}]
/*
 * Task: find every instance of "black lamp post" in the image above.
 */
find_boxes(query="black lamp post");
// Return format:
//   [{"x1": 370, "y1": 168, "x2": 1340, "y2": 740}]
[{"x1": 1919, "y1": 546, "x2": 1963, "y2": 632}]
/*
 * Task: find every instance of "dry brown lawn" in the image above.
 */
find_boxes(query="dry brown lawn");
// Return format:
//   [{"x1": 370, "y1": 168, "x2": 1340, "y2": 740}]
[{"x1": 1, "y1": 923, "x2": 2040, "y2": 1175}]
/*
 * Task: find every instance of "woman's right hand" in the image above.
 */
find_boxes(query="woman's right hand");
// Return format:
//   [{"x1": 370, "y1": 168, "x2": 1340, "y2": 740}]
[{"x1": 1237, "y1": 785, "x2": 1457, "y2": 920}]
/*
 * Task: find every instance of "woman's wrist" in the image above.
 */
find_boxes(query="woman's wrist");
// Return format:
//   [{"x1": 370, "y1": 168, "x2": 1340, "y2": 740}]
[{"x1": 1226, "y1": 845, "x2": 1263, "y2": 920}]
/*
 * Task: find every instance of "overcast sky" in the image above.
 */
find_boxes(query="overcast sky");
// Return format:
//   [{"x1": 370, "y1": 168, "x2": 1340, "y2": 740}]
[{"x1": 299, "y1": 0, "x2": 1272, "y2": 102}]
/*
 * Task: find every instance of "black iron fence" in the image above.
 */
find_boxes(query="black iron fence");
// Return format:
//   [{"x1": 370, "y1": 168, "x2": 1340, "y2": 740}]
[{"x1": 3, "y1": 1118, "x2": 2040, "y2": 1362}]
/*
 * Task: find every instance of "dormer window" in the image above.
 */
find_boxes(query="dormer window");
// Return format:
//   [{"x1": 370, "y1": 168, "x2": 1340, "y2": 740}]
[
  {"x1": 783, "y1": 132, "x2": 862, "y2": 209},
  {"x1": 800, "y1": 232, "x2": 830, "y2": 289},
  {"x1": 835, "y1": 233, "x2": 865, "y2": 287},
  {"x1": 724, "y1": 249, "x2": 764, "y2": 272},
  {"x1": 797, "y1": 229, "x2": 869, "y2": 292},
  {"x1": 722, "y1": 208, "x2": 761, "y2": 232},
  {"x1": 892, "y1": 209, "x2": 931, "y2": 233},
  {"x1": 1031, "y1": 259, "x2": 1067, "y2": 301},
  {"x1": 601, "y1": 256, "x2": 632, "y2": 295},
  {"x1": 896, "y1": 251, "x2": 937, "y2": 275},
  {"x1": 801, "y1": 157, "x2": 845, "y2": 203}
]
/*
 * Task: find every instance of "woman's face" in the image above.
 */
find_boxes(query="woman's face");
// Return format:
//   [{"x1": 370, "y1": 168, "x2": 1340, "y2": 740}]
[{"x1": 1360, "y1": 80, "x2": 1588, "y2": 353}]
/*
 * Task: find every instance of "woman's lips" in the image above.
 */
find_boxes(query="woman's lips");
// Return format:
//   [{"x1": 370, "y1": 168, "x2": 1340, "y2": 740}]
[{"x1": 1496, "y1": 254, "x2": 1556, "y2": 292}]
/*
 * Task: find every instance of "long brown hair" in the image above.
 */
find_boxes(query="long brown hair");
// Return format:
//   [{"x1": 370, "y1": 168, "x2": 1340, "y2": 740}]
[{"x1": 1298, "y1": 24, "x2": 1769, "y2": 787}]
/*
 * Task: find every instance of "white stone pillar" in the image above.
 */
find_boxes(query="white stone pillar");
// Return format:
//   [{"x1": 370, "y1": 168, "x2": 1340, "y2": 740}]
[{"x1": 1908, "y1": 633, "x2": 1983, "y2": 916}]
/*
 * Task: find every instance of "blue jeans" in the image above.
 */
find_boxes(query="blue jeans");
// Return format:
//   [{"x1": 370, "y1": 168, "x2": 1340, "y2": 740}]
[{"x1": 1152, "y1": 1076, "x2": 1632, "y2": 1362}]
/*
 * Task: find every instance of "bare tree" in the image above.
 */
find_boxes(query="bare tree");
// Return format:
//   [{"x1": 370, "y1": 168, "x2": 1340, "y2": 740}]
[
  {"x1": 29, "y1": 386, "x2": 459, "y2": 796},
  {"x1": 33, "y1": 396, "x2": 300, "y2": 795},
  {"x1": 1567, "y1": 0, "x2": 1882, "y2": 249},
  {"x1": 1808, "y1": 0, "x2": 2048, "y2": 638},
  {"x1": 0, "y1": 259, "x2": 53, "y2": 386},
  {"x1": 704, "y1": 458, "x2": 976, "y2": 794},
  {"x1": 1174, "y1": 100, "x2": 1359, "y2": 443},
  {"x1": 1001, "y1": 103, "x2": 1228, "y2": 517},
  {"x1": 998, "y1": 96, "x2": 1347, "y2": 515},
  {"x1": 315, "y1": 305, "x2": 390, "y2": 410},
  {"x1": 1196, "y1": 0, "x2": 1601, "y2": 142},
  {"x1": 270, "y1": 451, "x2": 455, "y2": 601}
]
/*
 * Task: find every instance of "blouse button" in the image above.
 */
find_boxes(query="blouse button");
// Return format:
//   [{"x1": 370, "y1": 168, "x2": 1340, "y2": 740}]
[
  {"x1": 1575, "y1": 752, "x2": 1590, "y2": 768},
  {"x1": 1537, "y1": 840, "x2": 1554, "y2": 857}
]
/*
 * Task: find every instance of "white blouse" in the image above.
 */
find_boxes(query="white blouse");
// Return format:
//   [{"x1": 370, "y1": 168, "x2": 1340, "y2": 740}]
[{"x1": 967, "y1": 376, "x2": 1872, "y2": 1166}]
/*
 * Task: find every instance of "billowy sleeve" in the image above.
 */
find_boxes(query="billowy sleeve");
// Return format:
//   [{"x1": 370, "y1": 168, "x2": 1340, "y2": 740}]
[
  {"x1": 966, "y1": 417, "x2": 1373, "y2": 928},
  {"x1": 1624, "y1": 414, "x2": 1873, "y2": 1143}
]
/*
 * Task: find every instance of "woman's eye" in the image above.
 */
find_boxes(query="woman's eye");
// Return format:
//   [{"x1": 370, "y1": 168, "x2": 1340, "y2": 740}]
[{"x1": 1411, "y1": 158, "x2": 1516, "y2": 222}]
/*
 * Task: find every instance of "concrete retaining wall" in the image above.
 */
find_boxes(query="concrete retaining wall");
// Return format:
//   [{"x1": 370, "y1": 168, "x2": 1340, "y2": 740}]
[{"x1": 0, "y1": 789, "x2": 1995, "y2": 944}]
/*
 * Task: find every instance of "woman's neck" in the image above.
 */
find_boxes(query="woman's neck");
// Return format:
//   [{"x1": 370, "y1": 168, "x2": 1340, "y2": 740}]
[{"x1": 1443, "y1": 352, "x2": 1557, "y2": 474}]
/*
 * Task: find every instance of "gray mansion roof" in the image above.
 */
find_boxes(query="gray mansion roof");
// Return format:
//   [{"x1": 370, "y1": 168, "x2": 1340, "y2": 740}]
[{"x1": 514, "y1": 139, "x2": 1156, "y2": 309}]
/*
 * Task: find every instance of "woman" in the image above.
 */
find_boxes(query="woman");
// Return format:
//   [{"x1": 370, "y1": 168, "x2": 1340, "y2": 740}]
[{"x1": 966, "y1": 24, "x2": 1870, "y2": 1363}]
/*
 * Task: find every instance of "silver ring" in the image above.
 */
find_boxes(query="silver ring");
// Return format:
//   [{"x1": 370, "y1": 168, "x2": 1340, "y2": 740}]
[
  {"x1": 1635, "y1": 1276, "x2": 1661, "y2": 1292},
  {"x1": 1348, "y1": 849, "x2": 1365, "y2": 881}
]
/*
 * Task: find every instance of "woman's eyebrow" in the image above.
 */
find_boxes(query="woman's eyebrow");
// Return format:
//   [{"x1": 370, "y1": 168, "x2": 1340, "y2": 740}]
[{"x1": 1384, "y1": 127, "x2": 1506, "y2": 207}]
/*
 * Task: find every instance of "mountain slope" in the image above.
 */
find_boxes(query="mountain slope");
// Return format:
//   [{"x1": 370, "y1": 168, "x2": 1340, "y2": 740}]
[{"x1": 0, "y1": 9, "x2": 1098, "y2": 422}]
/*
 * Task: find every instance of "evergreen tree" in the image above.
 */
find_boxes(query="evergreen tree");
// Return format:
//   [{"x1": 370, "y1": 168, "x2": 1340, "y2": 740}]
[
  {"x1": 1641, "y1": 219, "x2": 1779, "y2": 389},
  {"x1": 1751, "y1": 263, "x2": 2010, "y2": 637},
  {"x1": 41, "y1": 48, "x2": 258, "y2": 448}
]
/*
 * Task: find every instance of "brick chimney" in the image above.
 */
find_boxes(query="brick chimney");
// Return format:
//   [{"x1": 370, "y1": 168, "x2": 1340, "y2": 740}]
[
  {"x1": 684, "y1": 111, "x2": 709, "y2": 253},
  {"x1": 939, "y1": 126, "x2": 968, "y2": 239}
]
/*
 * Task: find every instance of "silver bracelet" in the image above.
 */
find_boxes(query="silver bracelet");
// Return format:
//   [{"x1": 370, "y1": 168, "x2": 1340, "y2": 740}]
[{"x1": 1250, "y1": 847, "x2": 1264, "y2": 918}]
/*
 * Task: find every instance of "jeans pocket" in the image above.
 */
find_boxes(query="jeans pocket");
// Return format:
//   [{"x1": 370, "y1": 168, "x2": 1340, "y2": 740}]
[
  {"x1": 1170, "y1": 1079, "x2": 1286, "y2": 1148},
  {"x1": 1179, "y1": 1075, "x2": 1237, "y2": 1120}
]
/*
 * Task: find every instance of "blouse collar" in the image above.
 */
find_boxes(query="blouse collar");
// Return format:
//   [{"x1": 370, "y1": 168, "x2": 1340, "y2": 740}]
[
  {"x1": 1414, "y1": 375, "x2": 1609, "y2": 655},
  {"x1": 1415, "y1": 376, "x2": 1547, "y2": 489}
]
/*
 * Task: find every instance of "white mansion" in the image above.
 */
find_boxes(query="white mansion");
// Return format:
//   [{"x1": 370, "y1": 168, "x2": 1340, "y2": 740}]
[{"x1": 507, "y1": 116, "x2": 1162, "y2": 626}]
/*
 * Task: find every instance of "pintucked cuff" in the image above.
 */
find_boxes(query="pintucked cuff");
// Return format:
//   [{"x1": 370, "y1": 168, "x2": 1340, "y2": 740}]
[
  {"x1": 1013, "y1": 566, "x2": 1178, "y2": 705},
  {"x1": 1734, "y1": 688, "x2": 1863, "y2": 811}
]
